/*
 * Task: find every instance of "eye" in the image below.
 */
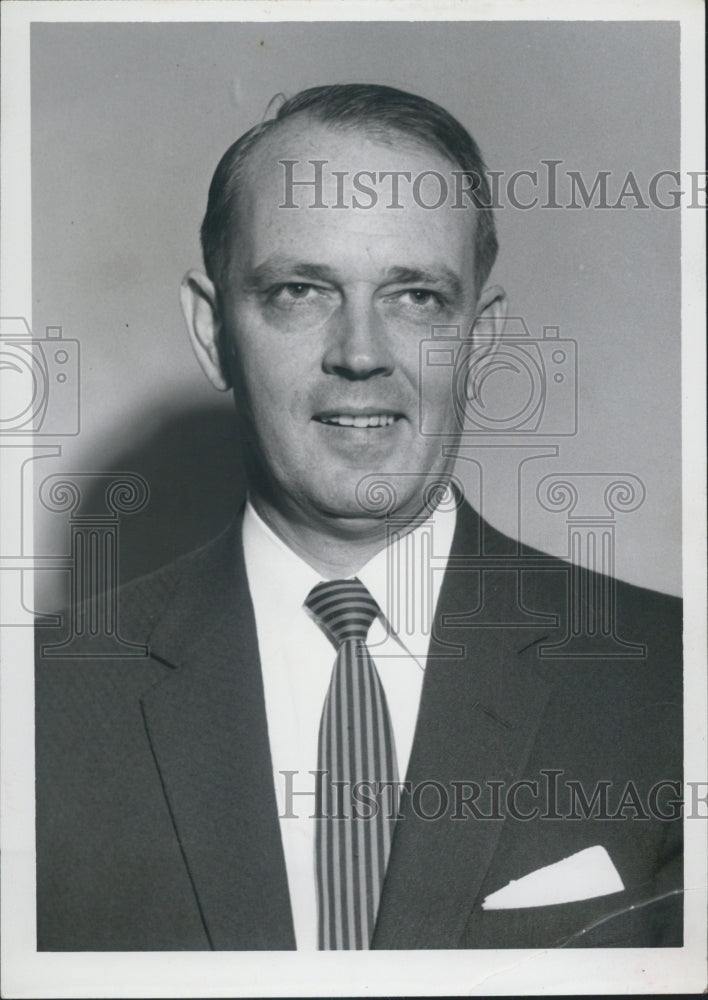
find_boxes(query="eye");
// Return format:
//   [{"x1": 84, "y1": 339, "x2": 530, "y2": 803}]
[
  {"x1": 264, "y1": 281, "x2": 331, "y2": 313},
  {"x1": 395, "y1": 288, "x2": 446, "y2": 310},
  {"x1": 274, "y1": 282, "x2": 316, "y2": 300},
  {"x1": 407, "y1": 289, "x2": 437, "y2": 305}
]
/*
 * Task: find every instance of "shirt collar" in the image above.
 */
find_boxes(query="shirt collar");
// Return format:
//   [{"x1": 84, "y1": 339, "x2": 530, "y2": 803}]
[
  {"x1": 242, "y1": 499, "x2": 457, "y2": 653},
  {"x1": 242, "y1": 502, "x2": 323, "y2": 629},
  {"x1": 357, "y1": 507, "x2": 456, "y2": 660}
]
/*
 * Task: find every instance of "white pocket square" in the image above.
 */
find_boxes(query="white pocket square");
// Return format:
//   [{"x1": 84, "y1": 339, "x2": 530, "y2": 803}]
[{"x1": 482, "y1": 846, "x2": 624, "y2": 910}]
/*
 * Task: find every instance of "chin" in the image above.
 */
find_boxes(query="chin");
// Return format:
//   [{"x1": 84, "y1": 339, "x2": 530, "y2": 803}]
[{"x1": 310, "y1": 475, "x2": 435, "y2": 527}]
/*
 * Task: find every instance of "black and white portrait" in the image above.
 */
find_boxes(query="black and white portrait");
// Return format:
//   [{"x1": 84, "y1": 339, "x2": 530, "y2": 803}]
[{"x1": 0, "y1": 3, "x2": 705, "y2": 997}]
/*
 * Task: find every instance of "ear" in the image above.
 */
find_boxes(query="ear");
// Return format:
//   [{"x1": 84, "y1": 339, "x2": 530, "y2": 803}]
[
  {"x1": 471, "y1": 284, "x2": 508, "y2": 349},
  {"x1": 180, "y1": 269, "x2": 231, "y2": 391}
]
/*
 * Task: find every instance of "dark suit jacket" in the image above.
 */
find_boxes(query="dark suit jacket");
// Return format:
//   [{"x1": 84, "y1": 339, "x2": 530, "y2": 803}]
[{"x1": 35, "y1": 502, "x2": 683, "y2": 950}]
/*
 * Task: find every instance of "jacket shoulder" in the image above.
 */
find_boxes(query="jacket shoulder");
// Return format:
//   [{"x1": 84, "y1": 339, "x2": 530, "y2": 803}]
[{"x1": 36, "y1": 520, "x2": 239, "y2": 655}]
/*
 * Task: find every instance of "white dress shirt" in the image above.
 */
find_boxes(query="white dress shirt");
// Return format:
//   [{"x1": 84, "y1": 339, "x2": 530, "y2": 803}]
[{"x1": 242, "y1": 500, "x2": 457, "y2": 949}]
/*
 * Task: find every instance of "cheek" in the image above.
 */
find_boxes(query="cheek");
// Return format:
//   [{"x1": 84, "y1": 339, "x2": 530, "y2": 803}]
[
  {"x1": 238, "y1": 365, "x2": 315, "y2": 453},
  {"x1": 419, "y1": 366, "x2": 456, "y2": 419},
  {"x1": 228, "y1": 310, "x2": 323, "y2": 411},
  {"x1": 231, "y1": 338, "x2": 304, "y2": 413}
]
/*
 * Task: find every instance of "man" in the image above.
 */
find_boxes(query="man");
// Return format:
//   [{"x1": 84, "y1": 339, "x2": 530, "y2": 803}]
[{"x1": 35, "y1": 84, "x2": 682, "y2": 951}]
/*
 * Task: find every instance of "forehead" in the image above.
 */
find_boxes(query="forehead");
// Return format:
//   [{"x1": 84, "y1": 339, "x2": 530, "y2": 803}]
[
  {"x1": 231, "y1": 117, "x2": 478, "y2": 281},
  {"x1": 249, "y1": 113, "x2": 454, "y2": 171}
]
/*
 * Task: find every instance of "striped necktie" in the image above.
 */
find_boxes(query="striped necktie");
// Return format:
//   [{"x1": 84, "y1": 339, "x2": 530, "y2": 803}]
[{"x1": 306, "y1": 578, "x2": 399, "y2": 950}]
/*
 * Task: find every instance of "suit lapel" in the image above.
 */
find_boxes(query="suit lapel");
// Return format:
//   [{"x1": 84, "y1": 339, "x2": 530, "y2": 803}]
[
  {"x1": 140, "y1": 520, "x2": 296, "y2": 950},
  {"x1": 373, "y1": 503, "x2": 557, "y2": 949}
]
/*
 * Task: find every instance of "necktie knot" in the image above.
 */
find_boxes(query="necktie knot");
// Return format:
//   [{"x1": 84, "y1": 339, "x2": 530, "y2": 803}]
[{"x1": 305, "y1": 577, "x2": 379, "y2": 648}]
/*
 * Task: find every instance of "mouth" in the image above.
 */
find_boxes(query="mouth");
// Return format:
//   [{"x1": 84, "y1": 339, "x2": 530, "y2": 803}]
[{"x1": 313, "y1": 410, "x2": 403, "y2": 429}]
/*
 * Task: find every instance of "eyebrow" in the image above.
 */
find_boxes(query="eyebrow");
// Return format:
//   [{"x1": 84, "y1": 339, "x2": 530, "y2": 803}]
[
  {"x1": 383, "y1": 266, "x2": 463, "y2": 300},
  {"x1": 244, "y1": 256, "x2": 464, "y2": 299},
  {"x1": 244, "y1": 258, "x2": 340, "y2": 289}
]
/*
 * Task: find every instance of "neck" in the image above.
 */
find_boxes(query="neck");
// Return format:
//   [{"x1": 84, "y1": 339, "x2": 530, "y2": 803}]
[{"x1": 248, "y1": 493, "x2": 424, "y2": 579}]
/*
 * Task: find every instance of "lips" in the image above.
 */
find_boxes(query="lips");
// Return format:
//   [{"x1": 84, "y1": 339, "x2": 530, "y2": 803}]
[{"x1": 315, "y1": 413, "x2": 399, "y2": 428}]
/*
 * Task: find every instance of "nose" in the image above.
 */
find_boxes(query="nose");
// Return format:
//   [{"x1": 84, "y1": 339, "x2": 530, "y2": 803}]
[{"x1": 322, "y1": 289, "x2": 394, "y2": 380}]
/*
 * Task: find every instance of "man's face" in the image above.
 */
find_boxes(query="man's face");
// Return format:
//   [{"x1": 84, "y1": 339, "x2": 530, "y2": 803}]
[{"x1": 203, "y1": 120, "x2": 502, "y2": 535}]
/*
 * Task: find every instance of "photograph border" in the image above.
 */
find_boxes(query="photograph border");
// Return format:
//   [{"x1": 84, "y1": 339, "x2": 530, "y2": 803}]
[{"x1": 1, "y1": 1, "x2": 705, "y2": 996}]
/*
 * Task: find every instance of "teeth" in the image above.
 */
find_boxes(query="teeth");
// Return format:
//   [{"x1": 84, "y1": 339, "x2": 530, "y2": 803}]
[{"x1": 321, "y1": 414, "x2": 396, "y2": 428}]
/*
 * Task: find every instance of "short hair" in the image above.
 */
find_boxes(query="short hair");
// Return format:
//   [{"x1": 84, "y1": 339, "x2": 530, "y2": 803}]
[{"x1": 200, "y1": 83, "x2": 499, "y2": 298}]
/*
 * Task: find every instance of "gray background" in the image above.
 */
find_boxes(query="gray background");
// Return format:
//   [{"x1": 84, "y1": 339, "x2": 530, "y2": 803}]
[{"x1": 31, "y1": 20, "x2": 681, "y2": 608}]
